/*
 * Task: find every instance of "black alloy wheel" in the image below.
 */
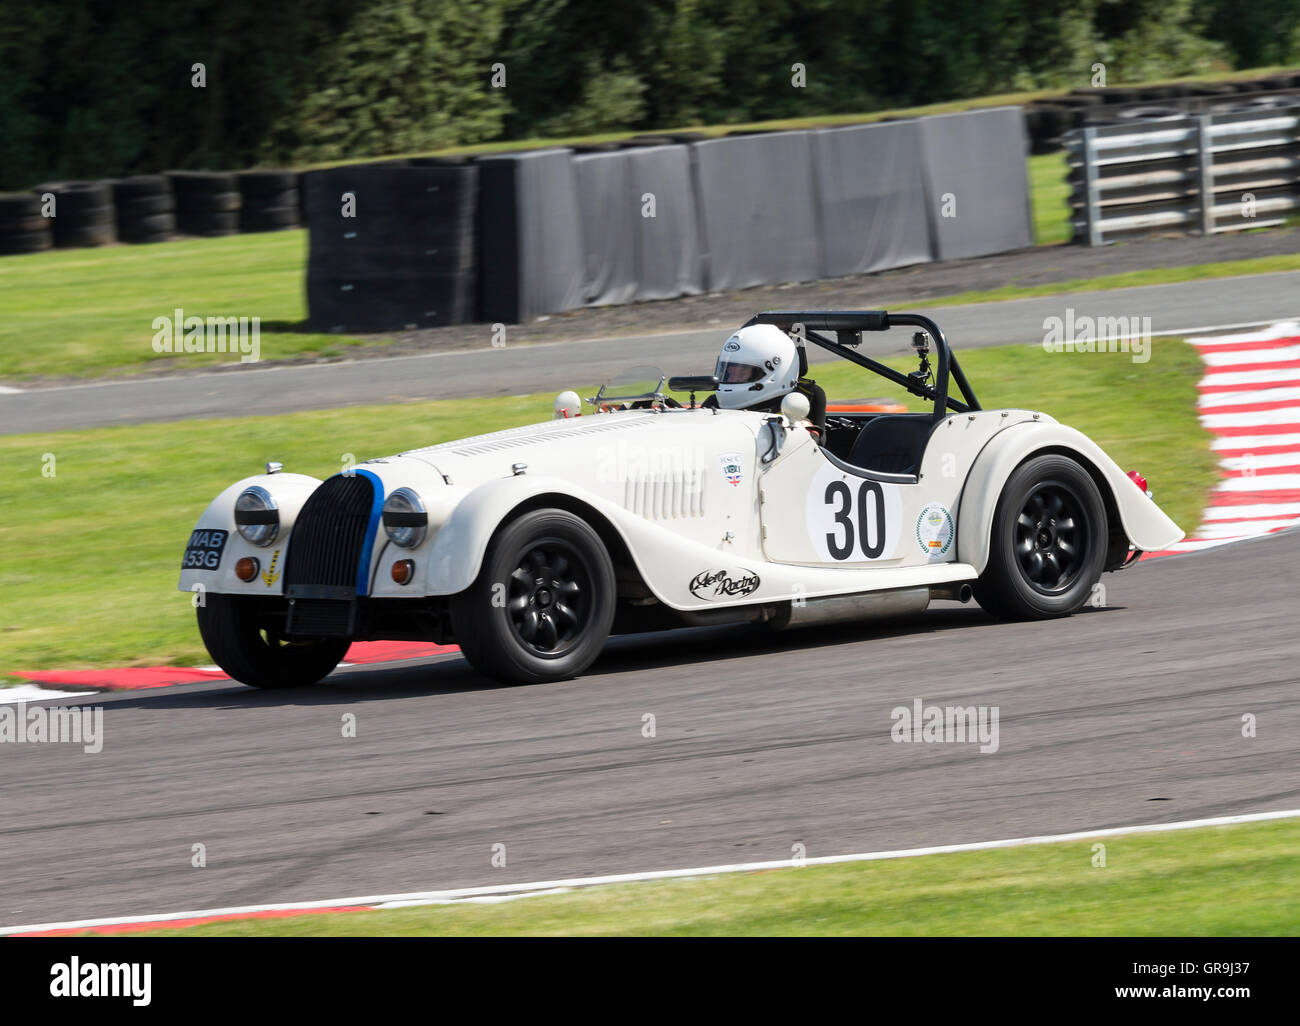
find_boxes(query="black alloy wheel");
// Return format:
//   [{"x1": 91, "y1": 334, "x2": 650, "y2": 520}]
[
  {"x1": 449, "y1": 509, "x2": 616, "y2": 684},
  {"x1": 974, "y1": 454, "x2": 1108, "y2": 619}
]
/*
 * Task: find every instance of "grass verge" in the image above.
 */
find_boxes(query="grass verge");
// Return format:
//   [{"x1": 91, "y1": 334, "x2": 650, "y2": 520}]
[
  {"x1": 0, "y1": 338, "x2": 1214, "y2": 676},
  {"x1": 132, "y1": 817, "x2": 1300, "y2": 936},
  {"x1": 0, "y1": 231, "x2": 371, "y2": 380}
]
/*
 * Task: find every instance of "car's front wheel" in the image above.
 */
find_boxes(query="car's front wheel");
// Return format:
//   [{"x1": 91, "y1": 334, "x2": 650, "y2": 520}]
[
  {"x1": 197, "y1": 594, "x2": 349, "y2": 688},
  {"x1": 973, "y1": 454, "x2": 1107, "y2": 620},
  {"x1": 449, "y1": 508, "x2": 617, "y2": 685}
]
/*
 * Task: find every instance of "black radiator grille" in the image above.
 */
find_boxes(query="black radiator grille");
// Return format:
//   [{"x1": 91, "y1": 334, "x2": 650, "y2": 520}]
[{"x1": 284, "y1": 474, "x2": 375, "y2": 597}]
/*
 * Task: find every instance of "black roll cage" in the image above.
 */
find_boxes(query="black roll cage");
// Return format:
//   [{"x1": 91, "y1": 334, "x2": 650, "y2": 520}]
[{"x1": 742, "y1": 310, "x2": 980, "y2": 423}]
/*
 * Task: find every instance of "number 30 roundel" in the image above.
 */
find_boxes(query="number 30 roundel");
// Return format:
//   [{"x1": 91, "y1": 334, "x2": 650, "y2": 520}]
[{"x1": 804, "y1": 463, "x2": 902, "y2": 562}]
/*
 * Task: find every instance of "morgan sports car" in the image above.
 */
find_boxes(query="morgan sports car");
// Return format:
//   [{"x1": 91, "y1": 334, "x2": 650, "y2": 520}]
[{"x1": 179, "y1": 310, "x2": 1183, "y2": 687}]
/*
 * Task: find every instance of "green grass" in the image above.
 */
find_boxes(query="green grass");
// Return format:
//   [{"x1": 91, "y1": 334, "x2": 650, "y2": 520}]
[
  {"x1": 1031, "y1": 151, "x2": 1072, "y2": 245},
  {"x1": 0, "y1": 338, "x2": 1214, "y2": 677},
  {"x1": 0, "y1": 231, "x2": 383, "y2": 380},
  {"x1": 134, "y1": 818, "x2": 1300, "y2": 935}
]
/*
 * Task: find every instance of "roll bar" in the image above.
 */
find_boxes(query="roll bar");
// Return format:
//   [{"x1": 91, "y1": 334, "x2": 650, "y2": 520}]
[{"x1": 742, "y1": 310, "x2": 980, "y2": 422}]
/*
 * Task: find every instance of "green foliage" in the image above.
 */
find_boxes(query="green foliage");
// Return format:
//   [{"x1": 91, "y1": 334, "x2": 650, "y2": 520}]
[
  {"x1": 0, "y1": 0, "x2": 1287, "y2": 188},
  {"x1": 536, "y1": 60, "x2": 648, "y2": 137}
]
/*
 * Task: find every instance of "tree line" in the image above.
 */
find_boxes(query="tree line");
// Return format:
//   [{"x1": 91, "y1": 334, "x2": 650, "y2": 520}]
[{"x1": 1, "y1": 0, "x2": 1295, "y2": 188}]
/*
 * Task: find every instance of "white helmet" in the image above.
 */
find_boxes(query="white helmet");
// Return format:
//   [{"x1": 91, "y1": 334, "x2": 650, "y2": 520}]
[{"x1": 714, "y1": 324, "x2": 799, "y2": 410}]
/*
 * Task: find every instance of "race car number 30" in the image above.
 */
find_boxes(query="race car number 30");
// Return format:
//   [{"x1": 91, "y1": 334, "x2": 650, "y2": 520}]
[
  {"x1": 182, "y1": 529, "x2": 228, "y2": 570},
  {"x1": 804, "y1": 464, "x2": 901, "y2": 561}
]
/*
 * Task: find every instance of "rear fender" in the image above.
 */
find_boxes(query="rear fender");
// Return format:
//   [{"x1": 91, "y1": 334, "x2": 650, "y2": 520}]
[{"x1": 957, "y1": 422, "x2": 1183, "y2": 574}]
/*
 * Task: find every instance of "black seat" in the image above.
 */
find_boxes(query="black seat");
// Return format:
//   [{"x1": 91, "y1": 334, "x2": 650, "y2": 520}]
[{"x1": 847, "y1": 414, "x2": 932, "y2": 475}]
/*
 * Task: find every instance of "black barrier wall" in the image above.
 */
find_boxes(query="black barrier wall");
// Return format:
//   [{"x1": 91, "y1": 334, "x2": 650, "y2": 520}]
[
  {"x1": 304, "y1": 165, "x2": 477, "y2": 332},
  {"x1": 573, "y1": 145, "x2": 705, "y2": 305},
  {"x1": 304, "y1": 106, "x2": 1035, "y2": 328},
  {"x1": 477, "y1": 149, "x2": 587, "y2": 324}
]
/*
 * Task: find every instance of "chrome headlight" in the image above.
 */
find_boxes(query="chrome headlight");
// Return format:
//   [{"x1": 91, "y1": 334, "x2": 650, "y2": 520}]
[
  {"x1": 382, "y1": 487, "x2": 427, "y2": 548},
  {"x1": 234, "y1": 486, "x2": 279, "y2": 546}
]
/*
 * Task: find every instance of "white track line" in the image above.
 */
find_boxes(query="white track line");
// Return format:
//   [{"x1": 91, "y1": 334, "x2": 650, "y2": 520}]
[
  {"x1": 1201, "y1": 345, "x2": 1300, "y2": 366},
  {"x1": 4, "y1": 808, "x2": 1298, "y2": 936},
  {"x1": 1199, "y1": 386, "x2": 1300, "y2": 407},
  {"x1": 1187, "y1": 321, "x2": 1300, "y2": 346},
  {"x1": 1201, "y1": 501, "x2": 1300, "y2": 519},
  {"x1": 1218, "y1": 452, "x2": 1300, "y2": 471},
  {"x1": 1212, "y1": 431, "x2": 1300, "y2": 451},
  {"x1": 0, "y1": 684, "x2": 97, "y2": 703}
]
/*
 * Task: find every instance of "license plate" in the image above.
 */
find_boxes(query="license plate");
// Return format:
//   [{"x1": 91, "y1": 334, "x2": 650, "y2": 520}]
[{"x1": 181, "y1": 529, "x2": 228, "y2": 571}]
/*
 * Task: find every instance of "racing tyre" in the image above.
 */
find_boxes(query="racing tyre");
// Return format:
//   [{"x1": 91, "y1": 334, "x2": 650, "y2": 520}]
[
  {"x1": 449, "y1": 509, "x2": 616, "y2": 685},
  {"x1": 973, "y1": 455, "x2": 1107, "y2": 620},
  {"x1": 197, "y1": 594, "x2": 348, "y2": 688}
]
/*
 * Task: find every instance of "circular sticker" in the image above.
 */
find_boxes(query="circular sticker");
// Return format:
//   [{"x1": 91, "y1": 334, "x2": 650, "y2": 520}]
[{"x1": 915, "y1": 502, "x2": 954, "y2": 559}]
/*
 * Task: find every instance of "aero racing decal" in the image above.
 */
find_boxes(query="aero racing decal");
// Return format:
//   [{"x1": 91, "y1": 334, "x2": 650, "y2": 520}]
[
  {"x1": 804, "y1": 462, "x2": 902, "y2": 561},
  {"x1": 915, "y1": 502, "x2": 955, "y2": 558},
  {"x1": 689, "y1": 569, "x2": 761, "y2": 599},
  {"x1": 181, "y1": 529, "x2": 227, "y2": 571}
]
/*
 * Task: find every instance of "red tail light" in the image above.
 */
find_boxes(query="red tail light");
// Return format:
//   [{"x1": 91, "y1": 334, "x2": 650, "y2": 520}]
[{"x1": 1127, "y1": 470, "x2": 1150, "y2": 497}]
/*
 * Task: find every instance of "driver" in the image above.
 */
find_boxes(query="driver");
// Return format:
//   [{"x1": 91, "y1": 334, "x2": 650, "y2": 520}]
[{"x1": 705, "y1": 324, "x2": 827, "y2": 437}]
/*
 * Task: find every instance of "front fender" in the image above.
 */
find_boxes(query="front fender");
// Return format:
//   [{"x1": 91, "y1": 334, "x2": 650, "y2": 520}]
[
  {"x1": 177, "y1": 472, "x2": 322, "y2": 595},
  {"x1": 415, "y1": 474, "x2": 627, "y2": 597},
  {"x1": 956, "y1": 422, "x2": 1183, "y2": 574}
]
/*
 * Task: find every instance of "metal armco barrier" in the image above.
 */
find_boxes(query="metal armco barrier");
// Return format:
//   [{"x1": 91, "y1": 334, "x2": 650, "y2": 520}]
[{"x1": 1067, "y1": 105, "x2": 1300, "y2": 244}]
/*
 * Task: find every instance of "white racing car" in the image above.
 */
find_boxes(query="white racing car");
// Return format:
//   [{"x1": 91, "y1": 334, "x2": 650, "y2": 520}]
[{"x1": 179, "y1": 309, "x2": 1183, "y2": 687}]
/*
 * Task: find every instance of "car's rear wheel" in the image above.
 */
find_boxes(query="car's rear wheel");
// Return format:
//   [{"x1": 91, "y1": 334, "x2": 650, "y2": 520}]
[
  {"x1": 197, "y1": 594, "x2": 348, "y2": 688},
  {"x1": 449, "y1": 508, "x2": 616, "y2": 685},
  {"x1": 973, "y1": 454, "x2": 1107, "y2": 620}
]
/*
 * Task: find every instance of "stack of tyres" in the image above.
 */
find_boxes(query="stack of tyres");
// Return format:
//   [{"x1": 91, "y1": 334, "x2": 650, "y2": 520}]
[
  {"x1": 166, "y1": 171, "x2": 240, "y2": 236},
  {"x1": 112, "y1": 176, "x2": 175, "y2": 243},
  {"x1": 238, "y1": 170, "x2": 300, "y2": 233},
  {"x1": 35, "y1": 181, "x2": 115, "y2": 247},
  {"x1": 304, "y1": 165, "x2": 478, "y2": 332},
  {"x1": 0, "y1": 192, "x2": 53, "y2": 255}
]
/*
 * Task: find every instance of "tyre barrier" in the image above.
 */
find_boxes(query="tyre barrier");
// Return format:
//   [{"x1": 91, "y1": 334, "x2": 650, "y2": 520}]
[
  {"x1": 237, "y1": 170, "x2": 300, "y2": 233},
  {"x1": 33, "y1": 181, "x2": 115, "y2": 248},
  {"x1": 112, "y1": 175, "x2": 175, "y2": 244},
  {"x1": 166, "y1": 170, "x2": 241, "y2": 236},
  {"x1": 0, "y1": 192, "x2": 53, "y2": 255},
  {"x1": 304, "y1": 164, "x2": 478, "y2": 332}
]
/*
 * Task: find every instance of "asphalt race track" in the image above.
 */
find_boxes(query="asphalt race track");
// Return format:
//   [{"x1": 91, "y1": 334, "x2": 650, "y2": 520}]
[
  {"x1": 2, "y1": 527, "x2": 1296, "y2": 929},
  {"x1": 4, "y1": 271, "x2": 1299, "y2": 434}
]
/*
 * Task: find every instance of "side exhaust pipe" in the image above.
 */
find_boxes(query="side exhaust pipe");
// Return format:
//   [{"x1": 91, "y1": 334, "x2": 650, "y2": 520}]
[{"x1": 929, "y1": 582, "x2": 973, "y2": 603}]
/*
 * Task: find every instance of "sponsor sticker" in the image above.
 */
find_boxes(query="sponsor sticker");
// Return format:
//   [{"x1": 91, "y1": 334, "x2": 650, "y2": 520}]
[
  {"x1": 915, "y1": 502, "x2": 954, "y2": 558},
  {"x1": 723, "y1": 338, "x2": 741, "y2": 352},
  {"x1": 689, "y1": 568, "x2": 761, "y2": 599},
  {"x1": 181, "y1": 529, "x2": 227, "y2": 571},
  {"x1": 718, "y1": 452, "x2": 744, "y2": 487}
]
